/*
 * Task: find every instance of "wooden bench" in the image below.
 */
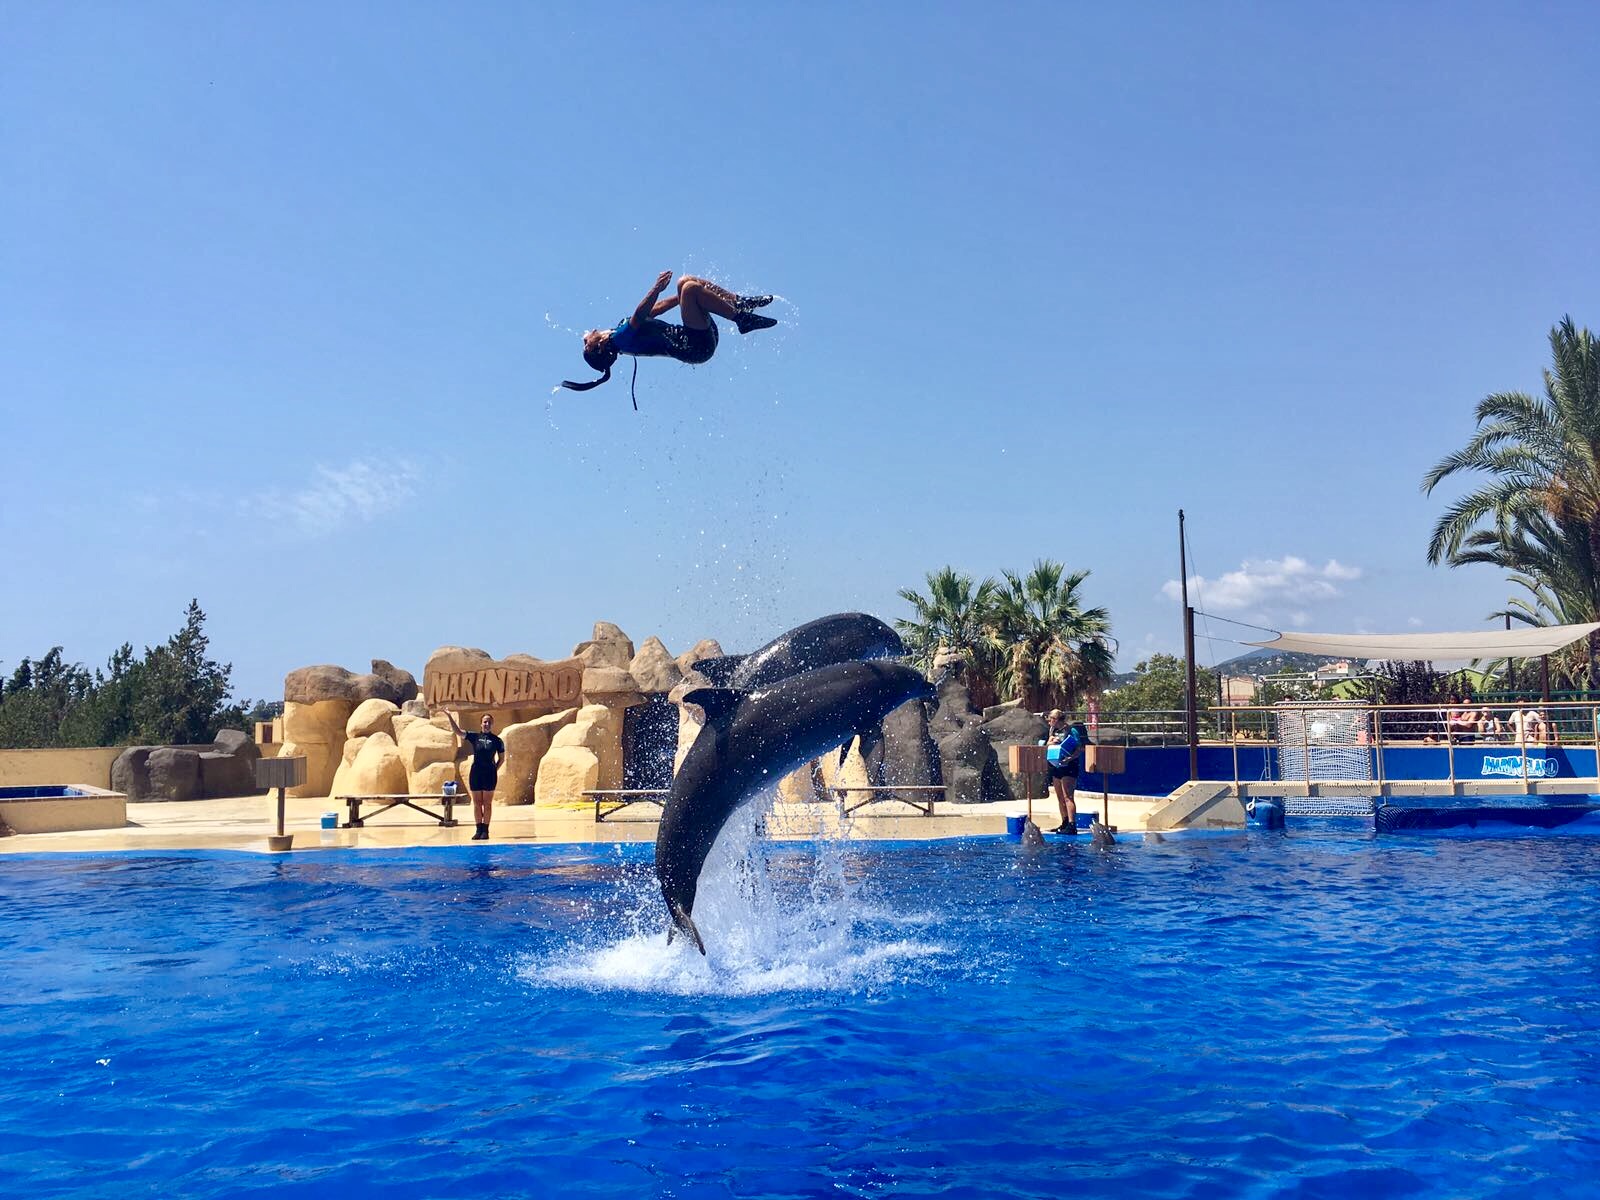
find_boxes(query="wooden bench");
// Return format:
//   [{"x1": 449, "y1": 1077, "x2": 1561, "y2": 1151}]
[
  {"x1": 828, "y1": 784, "x2": 948, "y2": 816},
  {"x1": 338, "y1": 792, "x2": 465, "y2": 828},
  {"x1": 584, "y1": 788, "x2": 669, "y2": 822}
]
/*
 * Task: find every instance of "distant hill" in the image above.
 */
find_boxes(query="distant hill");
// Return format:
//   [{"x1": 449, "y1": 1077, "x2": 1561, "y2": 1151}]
[
  {"x1": 1109, "y1": 648, "x2": 1343, "y2": 688},
  {"x1": 1211, "y1": 649, "x2": 1343, "y2": 678}
]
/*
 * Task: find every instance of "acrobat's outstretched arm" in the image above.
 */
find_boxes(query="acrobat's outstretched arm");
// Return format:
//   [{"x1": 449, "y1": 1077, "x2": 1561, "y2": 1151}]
[{"x1": 630, "y1": 270, "x2": 674, "y2": 328}]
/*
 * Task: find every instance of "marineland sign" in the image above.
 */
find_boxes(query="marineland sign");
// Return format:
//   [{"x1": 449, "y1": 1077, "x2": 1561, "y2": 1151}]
[{"x1": 423, "y1": 652, "x2": 583, "y2": 713}]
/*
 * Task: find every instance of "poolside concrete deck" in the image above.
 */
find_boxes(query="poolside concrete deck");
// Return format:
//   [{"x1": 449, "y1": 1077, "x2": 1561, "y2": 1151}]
[{"x1": 0, "y1": 791, "x2": 1169, "y2": 854}]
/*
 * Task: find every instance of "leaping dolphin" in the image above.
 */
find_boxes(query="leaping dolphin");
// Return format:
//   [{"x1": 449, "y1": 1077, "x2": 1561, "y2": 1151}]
[
  {"x1": 690, "y1": 612, "x2": 905, "y2": 690},
  {"x1": 656, "y1": 659, "x2": 935, "y2": 953}
]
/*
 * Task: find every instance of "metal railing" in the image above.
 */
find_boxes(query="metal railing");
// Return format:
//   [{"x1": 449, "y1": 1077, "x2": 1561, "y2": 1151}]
[{"x1": 1210, "y1": 699, "x2": 1600, "y2": 794}]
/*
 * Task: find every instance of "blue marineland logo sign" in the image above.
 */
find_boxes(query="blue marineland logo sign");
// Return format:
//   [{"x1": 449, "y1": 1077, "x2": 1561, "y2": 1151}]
[{"x1": 1481, "y1": 755, "x2": 1560, "y2": 778}]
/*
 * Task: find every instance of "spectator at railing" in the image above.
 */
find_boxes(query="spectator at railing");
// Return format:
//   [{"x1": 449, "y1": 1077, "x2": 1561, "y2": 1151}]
[
  {"x1": 1445, "y1": 697, "x2": 1482, "y2": 744},
  {"x1": 1478, "y1": 704, "x2": 1505, "y2": 741},
  {"x1": 1507, "y1": 700, "x2": 1548, "y2": 747}
]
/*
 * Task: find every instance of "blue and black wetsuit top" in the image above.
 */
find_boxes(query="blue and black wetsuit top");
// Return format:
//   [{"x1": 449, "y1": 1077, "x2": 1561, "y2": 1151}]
[
  {"x1": 610, "y1": 316, "x2": 718, "y2": 365},
  {"x1": 1048, "y1": 726, "x2": 1082, "y2": 778}
]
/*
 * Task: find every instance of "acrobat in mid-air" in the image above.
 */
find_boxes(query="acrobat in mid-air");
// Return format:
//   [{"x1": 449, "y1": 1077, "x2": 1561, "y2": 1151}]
[{"x1": 561, "y1": 271, "x2": 776, "y2": 401}]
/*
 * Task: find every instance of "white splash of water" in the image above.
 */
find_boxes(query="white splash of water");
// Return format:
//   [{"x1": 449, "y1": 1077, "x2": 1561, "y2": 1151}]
[{"x1": 520, "y1": 791, "x2": 947, "y2": 996}]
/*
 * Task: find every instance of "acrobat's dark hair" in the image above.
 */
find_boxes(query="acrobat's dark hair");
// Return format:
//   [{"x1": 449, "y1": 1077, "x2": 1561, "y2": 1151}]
[{"x1": 561, "y1": 342, "x2": 618, "y2": 392}]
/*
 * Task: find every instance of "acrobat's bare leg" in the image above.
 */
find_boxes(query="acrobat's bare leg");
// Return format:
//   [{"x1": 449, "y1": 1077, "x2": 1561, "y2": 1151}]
[{"x1": 676, "y1": 276, "x2": 741, "y2": 328}]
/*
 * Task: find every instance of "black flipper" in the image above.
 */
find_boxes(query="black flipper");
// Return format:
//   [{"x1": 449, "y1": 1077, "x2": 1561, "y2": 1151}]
[{"x1": 692, "y1": 655, "x2": 746, "y2": 687}]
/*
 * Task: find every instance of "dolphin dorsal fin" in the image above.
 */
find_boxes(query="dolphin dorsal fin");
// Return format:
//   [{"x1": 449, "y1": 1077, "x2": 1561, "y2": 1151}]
[
  {"x1": 692, "y1": 655, "x2": 745, "y2": 687},
  {"x1": 681, "y1": 687, "x2": 744, "y2": 724}
]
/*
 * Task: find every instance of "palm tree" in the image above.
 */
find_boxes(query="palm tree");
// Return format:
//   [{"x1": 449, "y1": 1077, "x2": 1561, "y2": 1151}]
[
  {"x1": 987, "y1": 560, "x2": 1115, "y2": 711},
  {"x1": 895, "y1": 567, "x2": 1001, "y2": 697},
  {"x1": 1423, "y1": 317, "x2": 1600, "y2": 688}
]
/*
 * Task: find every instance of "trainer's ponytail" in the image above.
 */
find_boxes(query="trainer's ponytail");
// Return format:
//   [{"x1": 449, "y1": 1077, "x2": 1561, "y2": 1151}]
[
  {"x1": 560, "y1": 365, "x2": 611, "y2": 392},
  {"x1": 561, "y1": 342, "x2": 618, "y2": 392}
]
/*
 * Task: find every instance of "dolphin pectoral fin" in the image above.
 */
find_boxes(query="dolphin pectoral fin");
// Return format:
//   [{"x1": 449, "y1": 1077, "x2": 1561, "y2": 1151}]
[
  {"x1": 692, "y1": 656, "x2": 745, "y2": 687},
  {"x1": 681, "y1": 687, "x2": 745, "y2": 724},
  {"x1": 668, "y1": 899, "x2": 707, "y2": 955}
]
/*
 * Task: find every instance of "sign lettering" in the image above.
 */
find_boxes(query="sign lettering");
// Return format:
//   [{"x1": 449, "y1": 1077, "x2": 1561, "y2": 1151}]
[{"x1": 423, "y1": 653, "x2": 583, "y2": 714}]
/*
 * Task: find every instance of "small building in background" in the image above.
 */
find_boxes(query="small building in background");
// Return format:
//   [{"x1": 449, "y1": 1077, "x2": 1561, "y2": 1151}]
[{"x1": 1221, "y1": 674, "x2": 1259, "y2": 705}]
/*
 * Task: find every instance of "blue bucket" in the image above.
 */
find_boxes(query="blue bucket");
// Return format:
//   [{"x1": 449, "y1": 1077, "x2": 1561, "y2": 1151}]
[
  {"x1": 1005, "y1": 815, "x2": 1026, "y2": 838},
  {"x1": 320, "y1": 812, "x2": 338, "y2": 831}
]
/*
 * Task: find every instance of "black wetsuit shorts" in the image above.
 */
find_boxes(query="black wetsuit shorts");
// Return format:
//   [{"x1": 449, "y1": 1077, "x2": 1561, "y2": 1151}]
[
  {"x1": 626, "y1": 317, "x2": 718, "y2": 365},
  {"x1": 464, "y1": 731, "x2": 505, "y2": 792}
]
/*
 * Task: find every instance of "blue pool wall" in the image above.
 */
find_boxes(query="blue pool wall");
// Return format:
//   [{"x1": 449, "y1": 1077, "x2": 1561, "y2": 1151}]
[
  {"x1": 0, "y1": 786, "x2": 88, "y2": 800},
  {"x1": 1080, "y1": 745, "x2": 1600, "y2": 797}
]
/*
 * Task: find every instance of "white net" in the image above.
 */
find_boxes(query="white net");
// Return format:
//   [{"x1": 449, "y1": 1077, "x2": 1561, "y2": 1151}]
[{"x1": 1275, "y1": 702, "x2": 1373, "y2": 782}]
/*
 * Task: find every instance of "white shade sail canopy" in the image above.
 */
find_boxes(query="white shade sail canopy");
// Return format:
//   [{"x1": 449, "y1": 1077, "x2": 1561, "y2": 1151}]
[{"x1": 1246, "y1": 622, "x2": 1600, "y2": 662}]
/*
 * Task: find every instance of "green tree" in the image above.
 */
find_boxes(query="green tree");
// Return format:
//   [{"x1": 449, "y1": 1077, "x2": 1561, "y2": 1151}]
[
  {"x1": 131, "y1": 600, "x2": 238, "y2": 745},
  {"x1": 1103, "y1": 654, "x2": 1219, "y2": 717},
  {"x1": 1423, "y1": 316, "x2": 1600, "y2": 686},
  {"x1": 0, "y1": 601, "x2": 246, "y2": 748},
  {"x1": 896, "y1": 566, "x2": 1001, "y2": 682},
  {"x1": 987, "y1": 559, "x2": 1114, "y2": 711}
]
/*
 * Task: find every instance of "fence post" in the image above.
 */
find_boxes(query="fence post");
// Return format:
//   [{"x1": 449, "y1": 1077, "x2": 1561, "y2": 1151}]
[
  {"x1": 1231, "y1": 707, "x2": 1240, "y2": 792},
  {"x1": 1373, "y1": 704, "x2": 1386, "y2": 797},
  {"x1": 1446, "y1": 722, "x2": 1456, "y2": 793},
  {"x1": 1303, "y1": 708, "x2": 1311, "y2": 797}
]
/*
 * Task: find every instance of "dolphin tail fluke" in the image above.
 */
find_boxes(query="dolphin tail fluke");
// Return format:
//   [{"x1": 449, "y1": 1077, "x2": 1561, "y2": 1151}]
[{"x1": 668, "y1": 899, "x2": 707, "y2": 956}]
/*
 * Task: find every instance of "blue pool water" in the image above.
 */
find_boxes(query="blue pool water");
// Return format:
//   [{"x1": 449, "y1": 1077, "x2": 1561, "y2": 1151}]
[{"x1": 3, "y1": 831, "x2": 1598, "y2": 1198}]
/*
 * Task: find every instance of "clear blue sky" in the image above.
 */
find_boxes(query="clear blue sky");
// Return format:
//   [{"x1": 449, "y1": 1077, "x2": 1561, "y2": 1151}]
[{"x1": 4, "y1": 2, "x2": 1598, "y2": 701}]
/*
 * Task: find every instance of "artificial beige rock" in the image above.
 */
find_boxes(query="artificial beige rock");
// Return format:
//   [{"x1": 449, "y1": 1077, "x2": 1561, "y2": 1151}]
[
  {"x1": 341, "y1": 735, "x2": 369, "y2": 768},
  {"x1": 398, "y1": 721, "x2": 460, "y2": 779},
  {"x1": 330, "y1": 731, "x2": 407, "y2": 798},
  {"x1": 776, "y1": 739, "x2": 871, "y2": 805},
  {"x1": 549, "y1": 704, "x2": 622, "y2": 791},
  {"x1": 410, "y1": 760, "x2": 463, "y2": 797},
  {"x1": 533, "y1": 746, "x2": 600, "y2": 806},
  {"x1": 675, "y1": 705, "x2": 705, "y2": 773},
  {"x1": 347, "y1": 698, "x2": 399, "y2": 739},
  {"x1": 281, "y1": 698, "x2": 356, "y2": 796},
  {"x1": 285, "y1": 661, "x2": 416, "y2": 707},
  {"x1": 675, "y1": 638, "x2": 725, "y2": 675},
  {"x1": 368, "y1": 659, "x2": 419, "y2": 704},
  {"x1": 391, "y1": 712, "x2": 421, "y2": 743},
  {"x1": 630, "y1": 636, "x2": 683, "y2": 693},
  {"x1": 581, "y1": 666, "x2": 644, "y2": 709},
  {"x1": 424, "y1": 647, "x2": 584, "y2": 714},
  {"x1": 491, "y1": 708, "x2": 579, "y2": 806},
  {"x1": 574, "y1": 621, "x2": 635, "y2": 670},
  {"x1": 491, "y1": 722, "x2": 546, "y2": 807}
]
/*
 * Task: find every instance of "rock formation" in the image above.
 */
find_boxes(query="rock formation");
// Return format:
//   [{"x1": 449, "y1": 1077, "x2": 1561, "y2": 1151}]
[
  {"x1": 111, "y1": 732, "x2": 266, "y2": 803},
  {"x1": 927, "y1": 671, "x2": 1011, "y2": 804}
]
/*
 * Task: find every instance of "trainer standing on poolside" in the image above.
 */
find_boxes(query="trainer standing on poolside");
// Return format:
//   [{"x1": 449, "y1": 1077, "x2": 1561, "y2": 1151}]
[
  {"x1": 447, "y1": 711, "x2": 504, "y2": 841},
  {"x1": 1046, "y1": 709, "x2": 1084, "y2": 835}
]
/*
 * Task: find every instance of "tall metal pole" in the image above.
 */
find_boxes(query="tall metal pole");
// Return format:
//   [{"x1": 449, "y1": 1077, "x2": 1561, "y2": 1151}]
[{"x1": 1179, "y1": 510, "x2": 1199, "y2": 781}]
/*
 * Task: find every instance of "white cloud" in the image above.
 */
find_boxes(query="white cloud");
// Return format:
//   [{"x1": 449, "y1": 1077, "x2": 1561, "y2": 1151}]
[
  {"x1": 1163, "y1": 556, "x2": 1363, "y2": 617},
  {"x1": 252, "y1": 458, "x2": 420, "y2": 536}
]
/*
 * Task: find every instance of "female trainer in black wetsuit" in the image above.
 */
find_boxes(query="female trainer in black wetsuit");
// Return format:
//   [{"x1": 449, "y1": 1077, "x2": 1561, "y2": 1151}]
[
  {"x1": 447, "y1": 711, "x2": 505, "y2": 841},
  {"x1": 561, "y1": 270, "x2": 776, "y2": 398},
  {"x1": 1046, "y1": 710, "x2": 1085, "y2": 836}
]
